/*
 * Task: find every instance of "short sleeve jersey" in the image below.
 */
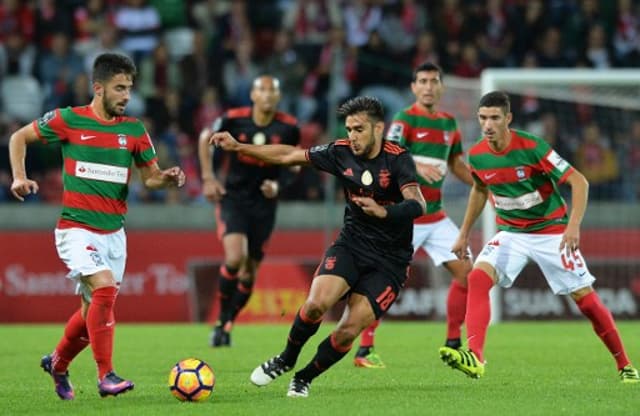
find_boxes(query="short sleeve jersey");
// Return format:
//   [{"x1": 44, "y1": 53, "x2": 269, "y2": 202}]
[
  {"x1": 212, "y1": 107, "x2": 300, "y2": 203},
  {"x1": 306, "y1": 139, "x2": 419, "y2": 266},
  {"x1": 386, "y1": 104, "x2": 463, "y2": 223},
  {"x1": 32, "y1": 106, "x2": 158, "y2": 232},
  {"x1": 468, "y1": 129, "x2": 574, "y2": 233}
]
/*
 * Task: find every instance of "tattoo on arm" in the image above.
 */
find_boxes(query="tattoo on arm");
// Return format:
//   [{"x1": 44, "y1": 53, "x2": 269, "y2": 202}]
[{"x1": 401, "y1": 185, "x2": 426, "y2": 214}]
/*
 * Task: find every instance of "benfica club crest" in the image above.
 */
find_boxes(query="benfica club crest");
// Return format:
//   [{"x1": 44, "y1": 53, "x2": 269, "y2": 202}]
[{"x1": 378, "y1": 169, "x2": 391, "y2": 189}]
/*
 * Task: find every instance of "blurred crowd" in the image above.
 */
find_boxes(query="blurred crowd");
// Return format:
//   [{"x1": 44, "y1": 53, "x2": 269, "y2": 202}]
[{"x1": 1, "y1": 0, "x2": 640, "y2": 204}]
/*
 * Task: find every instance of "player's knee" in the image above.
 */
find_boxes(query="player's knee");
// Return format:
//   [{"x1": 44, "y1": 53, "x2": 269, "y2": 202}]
[
  {"x1": 472, "y1": 262, "x2": 497, "y2": 282},
  {"x1": 301, "y1": 301, "x2": 327, "y2": 321},
  {"x1": 85, "y1": 270, "x2": 117, "y2": 291},
  {"x1": 332, "y1": 326, "x2": 358, "y2": 347},
  {"x1": 224, "y1": 255, "x2": 244, "y2": 269},
  {"x1": 570, "y1": 286, "x2": 593, "y2": 301}
]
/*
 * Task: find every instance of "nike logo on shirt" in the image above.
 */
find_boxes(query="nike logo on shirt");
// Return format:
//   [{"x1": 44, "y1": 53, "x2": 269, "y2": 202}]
[
  {"x1": 484, "y1": 173, "x2": 497, "y2": 180},
  {"x1": 416, "y1": 132, "x2": 429, "y2": 138},
  {"x1": 80, "y1": 134, "x2": 96, "y2": 141}
]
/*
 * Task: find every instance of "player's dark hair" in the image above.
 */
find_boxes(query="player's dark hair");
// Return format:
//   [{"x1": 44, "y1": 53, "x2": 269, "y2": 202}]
[
  {"x1": 337, "y1": 96, "x2": 385, "y2": 123},
  {"x1": 412, "y1": 61, "x2": 443, "y2": 82},
  {"x1": 479, "y1": 91, "x2": 511, "y2": 114},
  {"x1": 92, "y1": 53, "x2": 137, "y2": 84}
]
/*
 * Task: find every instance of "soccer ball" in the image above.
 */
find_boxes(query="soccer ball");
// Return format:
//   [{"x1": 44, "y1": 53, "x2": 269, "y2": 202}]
[{"x1": 168, "y1": 358, "x2": 215, "y2": 402}]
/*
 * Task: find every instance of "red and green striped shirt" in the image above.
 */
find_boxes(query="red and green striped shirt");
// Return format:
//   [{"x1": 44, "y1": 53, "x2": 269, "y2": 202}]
[
  {"x1": 468, "y1": 129, "x2": 574, "y2": 233},
  {"x1": 32, "y1": 106, "x2": 158, "y2": 232},
  {"x1": 386, "y1": 103, "x2": 463, "y2": 223}
]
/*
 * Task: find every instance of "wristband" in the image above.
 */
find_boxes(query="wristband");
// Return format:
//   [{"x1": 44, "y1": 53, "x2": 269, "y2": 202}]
[{"x1": 385, "y1": 199, "x2": 423, "y2": 221}]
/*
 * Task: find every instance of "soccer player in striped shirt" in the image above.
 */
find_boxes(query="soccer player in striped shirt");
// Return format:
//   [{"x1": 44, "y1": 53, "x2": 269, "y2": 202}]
[
  {"x1": 354, "y1": 62, "x2": 474, "y2": 368},
  {"x1": 9, "y1": 53, "x2": 186, "y2": 399},
  {"x1": 439, "y1": 91, "x2": 639, "y2": 383}
]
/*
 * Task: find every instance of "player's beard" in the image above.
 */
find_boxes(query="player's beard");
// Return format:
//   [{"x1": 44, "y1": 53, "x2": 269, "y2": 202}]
[
  {"x1": 103, "y1": 93, "x2": 126, "y2": 117},
  {"x1": 354, "y1": 133, "x2": 376, "y2": 159}
]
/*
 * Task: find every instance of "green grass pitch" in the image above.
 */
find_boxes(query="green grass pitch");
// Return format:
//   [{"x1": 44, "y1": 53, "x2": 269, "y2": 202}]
[{"x1": 1, "y1": 321, "x2": 638, "y2": 415}]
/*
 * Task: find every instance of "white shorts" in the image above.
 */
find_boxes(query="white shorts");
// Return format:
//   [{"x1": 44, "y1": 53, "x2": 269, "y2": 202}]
[
  {"x1": 413, "y1": 217, "x2": 471, "y2": 266},
  {"x1": 55, "y1": 227, "x2": 126, "y2": 302},
  {"x1": 475, "y1": 231, "x2": 596, "y2": 295}
]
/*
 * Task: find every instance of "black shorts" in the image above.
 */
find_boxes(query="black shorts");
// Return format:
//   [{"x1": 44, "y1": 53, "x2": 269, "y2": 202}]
[
  {"x1": 314, "y1": 241, "x2": 409, "y2": 319},
  {"x1": 216, "y1": 197, "x2": 276, "y2": 262}
]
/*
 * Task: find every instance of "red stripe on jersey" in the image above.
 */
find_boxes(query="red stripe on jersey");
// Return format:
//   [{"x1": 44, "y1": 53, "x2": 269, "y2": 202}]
[
  {"x1": 473, "y1": 165, "x2": 534, "y2": 185},
  {"x1": 415, "y1": 211, "x2": 446, "y2": 224},
  {"x1": 535, "y1": 181, "x2": 557, "y2": 201},
  {"x1": 56, "y1": 218, "x2": 120, "y2": 234},
  {"x1": 63, "y1": 190, "x2": 127, "y2": 214},
  {"x1": 496, "y1": 215, "x2": 567, "y2": 234},
  {"x1": 70, "y1": 132, "x2": 133, "y2": 149},
  {"x1": 496, "y1": 204, "x2": 568, "y2": 231},
  {"x1": 405, "y1": 105, "x2": 456, "y2": 121},
  {"x1": 274, "y1": 111, "x2": 298, "y2": 126},
  {"x1": 419, "y1": 184, "x2": 442, "y2": 202},
  {"x1": 383, "y1": 141, "x2": 405, "y2": 155},
  {"x1": 557, "y1": 166, "x2": 574, "y2": 184},
  {"x1": 334, "y1": 139, "x2": 349, "y2": 146},
  {"x1": 226, "y1": 107, "x2": 252, "y2": 119}
]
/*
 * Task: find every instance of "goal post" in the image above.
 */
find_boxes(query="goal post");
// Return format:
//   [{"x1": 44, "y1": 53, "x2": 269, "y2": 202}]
[{"x1": 480, "y1": 69, "x2": 640, "y2": 323}]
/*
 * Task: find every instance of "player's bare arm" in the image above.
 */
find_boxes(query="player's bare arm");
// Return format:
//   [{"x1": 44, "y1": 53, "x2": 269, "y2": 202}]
[
  {"x1": 452, "y1": 180, "x2": 489, "y2": 259},
  {"x1": 210, "y1": 131, "x2": 309, "y2": 166},
  {"x1": 448, "y1": 154, "x2": 474, "y2": 186},
  {"x1": 139, "y1": 162, "x2": 186, "y2": 189},
  {"x1": 8, "y1": 123, "x2": 41, "y2": 201},
  {"x1": 198, "y1": 127, "x2": 226, "y2": 202},
  {"x1": 559, "y1": 169, "x2": 589, "y2": 255},
  {"x1": 401, "y1": 183, "x2": 427, "y2": 213}
]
